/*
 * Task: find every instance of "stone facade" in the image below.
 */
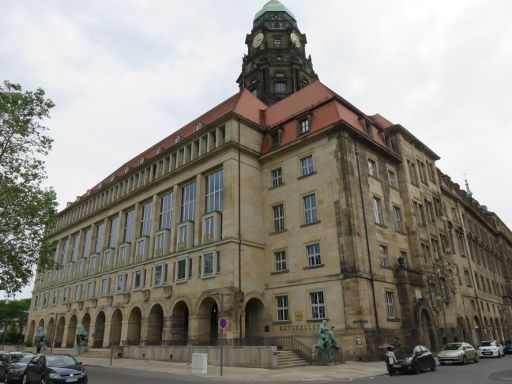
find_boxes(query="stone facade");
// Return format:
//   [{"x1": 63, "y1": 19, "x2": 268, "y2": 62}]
[{"x1": 26, "y1": 1, "x2": 511, "y2": 363}]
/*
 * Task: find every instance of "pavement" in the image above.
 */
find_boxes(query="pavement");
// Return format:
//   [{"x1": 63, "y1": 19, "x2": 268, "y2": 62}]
[{"x1": 79, "y1": 357, "x2": 388, "y2": 382}]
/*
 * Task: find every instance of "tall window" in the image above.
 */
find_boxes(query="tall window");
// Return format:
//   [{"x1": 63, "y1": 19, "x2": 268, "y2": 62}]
[
  {"x1": 153, "y1": 265, "x2": 164, "y2": 286},
  {"x1": 70, "y1": 233, "x2": 79, "y2": 262},
  {"x1": 140, "y1": 201, "x2": 152, "y2": 236},
  {"x1": 379, "y1": 245, "x2": 389, "y2": 267},
  {"x1": 202, "y1": 252, "x2": 215, "y2": 277},
  {"x1": 100, "y1": 277, "x2": 110, "y2": 296},
  {"x1": 81, "y1": 228, "x2": 92, "y2": 257},
  {"x1": 407, "y1": 160, "x2": 418, "y2": 185},
  {"x1": 123, "y1": 209, "x2": 134, "y2": 243},
  {"x1": 115, "y1": 274, "x2": 126, "y2": 293},
  {"x1": 181, "y1": 181, "x2": 196, "y2": 222},
  {"x1": 73, "y1": 284, "x2": 81, "y2": 301},
  {"x1": 303, "y1": 194, "x2": 318, "y2": 224},
  {"x1": 310, "y1": 291, "x2": 325, "y2": 319},
  {"x1": 271, "y1": 168, "x2": 283, "y2": 187},
  {"x1": 276, "y1": 295, "x2": 289, "y2": 321},
  {"x1": 306, "y1": 243, "x2": 321, "y2": 266},
  {"x1": 133, "y1": 270, "x2": 144, "y2": 289},
  {"x1": 205, "y1": 169, "x2": 223, "y2": 213},
  {"x1": 159, "y1": 192, "x2": 173, "y2": 230},
  {"x1": 272, "y1": 204, "x2": 285, "y2": 232},
  {"x1": 93, "y1": 223, "x2": 104, "y2": 254},
  {"x1": 299, "y1": 118, "x2": 309, "y2": 135},
  {"x1": 275, "y1": 82, "x2": 286, "y2": 93},
  {"x1": 274, "y1": 250, "x2": 287, "y2": 272},
  {"x1": 58, "y1": 239, "x2": 68, "y2": 265},
  {"x1": 300, "y1": 155, "x2": 315, "y2": 176},
  {"x1": 86, "y1": 282, "x2": 95, "y2": 299},
  {"x1": 373, "y1": 196, "x2": 384, "y2": 225},
  {"x1": 368, "y1": 158, "x2": 378, "y2": 177},
  {"x1": 430, "y1": 284, "x2": 437, "y2": 307},
  {"x1": 108, "y1": 216, "x2": 118, "y2": 248},
  {"x1": 385, "y1": 292, "x2": 396, "y2": 319},
  {"x1": 387, "y1": 169, "x2": 397, "y2": 188},
  {"x1": 393, "y1": 206, "x2": 403, "y2": 232},
  {"x1": 176, "y1": 258, "x2": 188, "y2": 281}
]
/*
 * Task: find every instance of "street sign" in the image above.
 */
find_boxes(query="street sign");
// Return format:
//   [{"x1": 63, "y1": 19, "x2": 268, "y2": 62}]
[
  {"x1": 352, "y1": 319, "x2": 368, "y2": 324},
  {"x1": 219, "y1": 317, "x2": 228, "y2": 330}
]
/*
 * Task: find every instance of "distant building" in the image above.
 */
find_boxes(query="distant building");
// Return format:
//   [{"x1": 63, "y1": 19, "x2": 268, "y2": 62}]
[{"x1": 26, "y1": 0, "x2": 511, "y2": 363}]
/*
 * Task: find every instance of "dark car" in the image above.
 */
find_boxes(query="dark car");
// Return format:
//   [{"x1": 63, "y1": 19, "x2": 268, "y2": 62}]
[
  {"x1": 22, "y1": 354, "x2": 87, "y2": 384},
  {"x1": 0, "y1": 352, "x2": 34, "y2": 383},
  {"x1": 393, "y1": 345, "x2": 437, "y2": 374},
  {"x1": 504, "y1": 341, "x2": 512, "y2": 355}
]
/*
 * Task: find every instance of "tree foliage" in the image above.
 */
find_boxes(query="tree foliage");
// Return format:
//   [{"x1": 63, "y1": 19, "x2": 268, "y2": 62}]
[
  {"x1": 0, "y1": 81, "x2": 58, "y2": 296},
  {"x1": 0, "y1": 298, "x2": 30, "y2": 342}
]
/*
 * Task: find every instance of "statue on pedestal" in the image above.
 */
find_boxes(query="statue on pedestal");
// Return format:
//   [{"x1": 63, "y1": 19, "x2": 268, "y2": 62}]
[
  {"x1": 314, "y1": 320, "x2": 341, "y2": 364},
  {"x1": 35, "y1": 327, "x2": 47, "y2": 353},
  {"x1": 76, "y1": 323, "x2": 88, "y2": 349}
]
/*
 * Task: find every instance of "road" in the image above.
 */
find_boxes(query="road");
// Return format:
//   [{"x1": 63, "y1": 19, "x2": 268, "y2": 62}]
[{"x1": 85, "y1": 356, "x2": 511, "y2": 383}]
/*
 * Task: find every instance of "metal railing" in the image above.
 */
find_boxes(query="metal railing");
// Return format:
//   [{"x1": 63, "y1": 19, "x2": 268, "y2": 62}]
[{"x1": 243, "y1": 336, "x2": 312, "y2": 362}]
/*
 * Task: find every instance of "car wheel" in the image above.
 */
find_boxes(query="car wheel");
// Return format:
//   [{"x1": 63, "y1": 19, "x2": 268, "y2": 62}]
[
  {"x1": 462, "y1": 355, "x2": 467, "y2": 365},
  {"x1": 413, "y1": 363, "x2": 420, "y2": 375}
]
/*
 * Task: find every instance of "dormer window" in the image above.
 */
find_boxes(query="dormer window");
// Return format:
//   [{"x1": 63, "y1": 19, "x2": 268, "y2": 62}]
[
  {"x1": 298, "y1": 114, "x2": 311, "y2": 136},
  {"x1": 270, "y1": 128, "x2": 282, "y2": 149}
]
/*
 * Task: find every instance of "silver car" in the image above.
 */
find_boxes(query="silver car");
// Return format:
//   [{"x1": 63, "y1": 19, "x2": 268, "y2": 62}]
[
  {"x1": 478, "y1": 340, "x2": 505, "y2": 358},
  {"x1": 438, "y1": 342, "x2": 479, "y2": 365}
]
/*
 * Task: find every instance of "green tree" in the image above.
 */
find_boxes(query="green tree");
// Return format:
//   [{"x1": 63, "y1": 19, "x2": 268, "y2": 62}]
[
  {"x1": 0, "y1": 81, "x2": 58, "y2": 296},
  {"x1": 0, "y1": 298, "x2": 30, "y2": 342}
]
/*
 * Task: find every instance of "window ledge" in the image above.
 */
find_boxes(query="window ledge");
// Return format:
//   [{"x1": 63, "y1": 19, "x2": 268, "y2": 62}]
[
  {"x1": 271, "y1": 269, "x2": 290, "y2": 275},
  {"x1": 301, "y1": 220, "x2": 321, "y2": 228},
  {"x1": 268, "y1": 183, "x2": 285, "y2": 191},
  {"x1": 201, "y1": 274, "x2": 216, "y2": 280},
  {"x1": 298, "y1": 171, "x2": 317, "y2": 180},
  {"x1": 269, "y1": 229, "x2": 288, "y2": 236},
  {"x1": 304, "y1": 264, "x2": 325, "y2": 270},
  {"x1": 175, "y1": 279, "x2": 188, "y2": 285},
  {"x1": 375, "y1": 223, "x2": 387, "y2": 229},
  {"x1": 368, "y1": 174, "x2": 380, "y2": 181}
]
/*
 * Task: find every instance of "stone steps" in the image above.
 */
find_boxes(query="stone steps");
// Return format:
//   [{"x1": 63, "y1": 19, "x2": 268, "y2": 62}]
[{"x1": 276, "y1": 350, "x2": 310, "y2": 368}]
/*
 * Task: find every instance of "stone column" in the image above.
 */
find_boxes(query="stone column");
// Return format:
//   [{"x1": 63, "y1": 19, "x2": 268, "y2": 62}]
[
  {"x1": 140, "y1": 317, "x2": 149, "y2": 346},
  {"x1": 102, "y1": 319, "x2": 112, "y2": 348},
  {"x1": 162, "y1": 316, "x2": 172, "y2": 344}
]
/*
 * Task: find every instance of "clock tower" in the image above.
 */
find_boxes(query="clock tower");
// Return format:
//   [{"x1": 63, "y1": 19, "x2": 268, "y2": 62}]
[{"x1": 237, "y1": 0, "x2": 318, "y2": 106}]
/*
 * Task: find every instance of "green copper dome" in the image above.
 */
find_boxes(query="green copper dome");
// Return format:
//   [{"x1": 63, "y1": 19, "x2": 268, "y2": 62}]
[{"x1": 254, "y1": 0, "x2": 296, "y2": 21}]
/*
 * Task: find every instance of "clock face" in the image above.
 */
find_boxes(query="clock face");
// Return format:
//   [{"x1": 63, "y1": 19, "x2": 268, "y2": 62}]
[
  {"x1": 290, "y1": 32, "x2": 301, "y2": 48},
  {"x1": 252, "y1": 33, "x2": 264, "y2": 48}
]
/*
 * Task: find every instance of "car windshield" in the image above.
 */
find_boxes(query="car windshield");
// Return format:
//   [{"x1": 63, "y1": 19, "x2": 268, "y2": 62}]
[
  {"x1": 10, "y1": 354, "x2": 33, "y2": 363},
  {"x1": 443, "y1": 343, "x2": 462, "y2": 350},
  {"x1": 480, "y1": 341, "x2": 493, "y2": 347},
  {"x1": 46, "y1": 356, "x2": 78, "y2": 367},
  {"x1": 395, "y1": 346, "x2": 414, "y2": 358}
]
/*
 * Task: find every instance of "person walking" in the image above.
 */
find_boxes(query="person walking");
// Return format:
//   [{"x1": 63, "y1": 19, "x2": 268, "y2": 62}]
[{"x1": 386, "y1": 346, "x2": 398, "y2": 376}]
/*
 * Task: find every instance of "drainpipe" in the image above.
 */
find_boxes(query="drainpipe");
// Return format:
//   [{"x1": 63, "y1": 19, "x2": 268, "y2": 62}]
[
  {"x1": 237, "y1": 119, "x2": 242, "y2": 343},
  {"x1": 354, "y1": 140, "x2": 380, "y2": 334}
]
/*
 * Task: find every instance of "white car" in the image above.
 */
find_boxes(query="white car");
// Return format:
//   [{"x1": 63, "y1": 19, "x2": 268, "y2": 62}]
[{"x1": 478, "y1": 340, "x2": 505, "y2": 358}]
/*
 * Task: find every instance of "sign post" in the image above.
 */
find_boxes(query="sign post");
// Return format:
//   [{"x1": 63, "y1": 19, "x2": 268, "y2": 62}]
[{"x1": 219, "y1": 316, "x2": 228, "y2": 377}]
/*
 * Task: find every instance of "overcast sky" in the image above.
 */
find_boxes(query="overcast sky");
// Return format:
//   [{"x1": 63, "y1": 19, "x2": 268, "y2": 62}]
[{"x1": 2, "y1": 0, "x2": 511, "y2": 298}]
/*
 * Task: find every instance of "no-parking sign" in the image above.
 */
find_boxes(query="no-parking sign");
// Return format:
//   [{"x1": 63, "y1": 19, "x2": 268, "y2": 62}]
[{"x1": 219, "y1": 317, "x2": 228, "y2": 330}]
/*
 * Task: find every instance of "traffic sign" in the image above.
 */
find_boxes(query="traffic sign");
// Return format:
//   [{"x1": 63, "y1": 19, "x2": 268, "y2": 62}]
[{"x1": 219, "y1": 317, "x2": 228, "y2": 329}]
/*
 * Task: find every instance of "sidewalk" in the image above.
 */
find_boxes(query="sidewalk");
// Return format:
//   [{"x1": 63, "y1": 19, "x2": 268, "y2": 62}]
[{"x1": 79, "y1": 356, "x2": 388, "y2": 382}]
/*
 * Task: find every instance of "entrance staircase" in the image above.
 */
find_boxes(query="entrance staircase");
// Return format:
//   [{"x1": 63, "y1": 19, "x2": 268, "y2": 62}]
[{"x1": 276, "y1": 350, "x2": 310, "y2": 368}]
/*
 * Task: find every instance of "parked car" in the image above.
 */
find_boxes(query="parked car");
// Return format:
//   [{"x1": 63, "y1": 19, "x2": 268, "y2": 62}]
[
  {"x1": 0, "y1": 352, "x2": 34, "y2": 383},
  {"x1": 478, "y1": 340, "x2": 505, "y2": 358},
  {"x1": 22, "y1": 354, "x2": 87, "y2": 384},
  {"x1": 393, "y1": 345, "x2": 437, "y2": 374},
  {"x1": 438, "y1": 342, "x2": 478, "y2": 365},
  {"x1": 503, "y1": 341, "x2": 512, "y2": 355}
]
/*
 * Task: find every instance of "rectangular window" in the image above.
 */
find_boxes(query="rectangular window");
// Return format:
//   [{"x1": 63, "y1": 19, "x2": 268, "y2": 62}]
[
  {"x1": 421, "y1": 243, "x2": 431, "y2": 265},
  {"x1": 94, "y1": 223, "x2": 104, "y2": 254},
  {"x1": 133, "y1": 269, "x2": 144, "y2": 289},
  {"x1": 73, "y1": 284, "x2": 81, "y2": 301},
  {"x1": 202, "y1": 252, "x2": 215, "y2": 277},
  {"x1": 398, "y1": 250, "x2": 408, "y2": 268},
  {"x1": 123, "y1": 209, "x2": 135, "y2": 242},
  {"x1": 77, "y1": 259, "x2": 84, "y2": 276},
  {"x1": 140, "y1": 201, "x2": 152, "y2": 236},
  {"x1": 393, "y1": 206, "x2": 404, "y2": 232},
  {"x1": 387, "y1": 169, "x2": 397, "y2": 188},
  {"x1": 379, "y1": 244, "x2": 389, "y2": 267},
  {"x1": 108, "y1": 216, "x2": 119, "y2": 248},
  {"x1": 203, "y1": 216, "x2": 214, "y2": 242},
  {"x1": 430, "y1": 284, "x2": 437, "y2": 307},
  {"x1": 303, "y1": 194, "x2": 318, "y2": 224},
  {"x1": 418, "y1": 160, "x2": 427, "y2": 184},
  {"x1": 81, "y1": 228, "x2": 92, "y2": 257},
  {"x1": 153, "y1": 264, "x2": 164, "y2": 286},
  {"x1": 70, "y1": 234, "x2": 79, "y2": 262},
  {"x1": 176, "y1": 258, "x2": 188, "y2": 281},
  {"x1": 159, "y1": 192, "x2": 173, "y2": 230},
  {"x1": 385, "y1": 291, "x2": 396, "y2": 319},
  {"x1": 155, "y1": 232, "x2": 165, "y2": 251},
  {"x1": 86, "y1": 281, "x2": 95, "y2": 298},
  {"x1": 103, "y1": 249, "x2": 111, "y2": 270},
  {"x1": 275, "y1": 82, "x2": 286, "y2": 93},
  {"x1": 135, "y1": 238, "x2": 146, "y2": 259},
  {"x1": 178, "y1": 225, "x2": 188, "y2": 245},
  {"x1": 276, "y1": 295, "x2": 289, "y2": 321},
  {"x1": 407, "y1": 160, "x2": 418, "y2": 185},
  {"x1": 299, "y1": 118, "x2": 309, "y2": 135},
  {"x1": 310, "y1": 291, "x2": 325, "y2": 319},
  {"x1": 118, "y1": 245, "x2": 127, "y2": 266},
  {"x1": 58, "y1": 239, "x2": 68, "y2": 265},
  {"x1": 274, "y1": 250, "x2": 287, "y2": 272},
  {"x1": 368, "y1": 158, "x2": 378, "y2": 177},
  {"x1": 63, "y1": 288, "x2": 69, "y2": 303},
  {"x1": 300, "y1": 155, "x2": 315, "y2": 177},
  {"x1": 426, "y1": 161, "x2": 436, "y2": 183},
  {"x1": 271, "y1": 168, "x2": 283, "y2": 188},
  {"x1": 272, "y1": 203, "x2": 285, "y2": 232},
  {"x1": 205, "y1": 169, "x2": 223, "y2": 213},
  {"x1": 306, "y1": 243, "x2": 321, "y2": 267},
  {"x1": 181, "y1": 181, "x2": 196, "y2": 222},
  {"x1": 89, "y1": 255, "x2": 97, "y2": 275},
  {"x1": 100, "y1": 277, "x2": 110, "y2": 296},
  {"x1": 373, "y1": 196, "x2": 384, "y2": 225},
  {"x1": 115, "y1": 274, "x2": 126, "y2": 293}
]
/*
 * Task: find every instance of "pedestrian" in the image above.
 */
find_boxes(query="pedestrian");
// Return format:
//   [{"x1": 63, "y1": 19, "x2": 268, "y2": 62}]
[{"x1": 386, "y1": 346, "x2": 398, "y2": 376}]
